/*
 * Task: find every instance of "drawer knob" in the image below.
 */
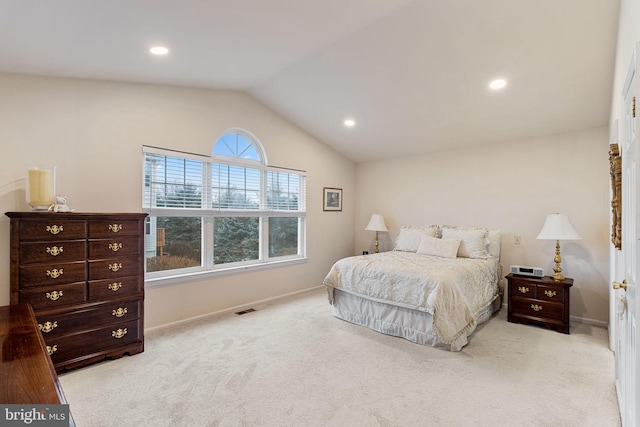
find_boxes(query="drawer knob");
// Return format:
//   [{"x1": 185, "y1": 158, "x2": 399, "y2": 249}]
[
  {"x1": 46, "y1": 268, "x2": 64, "y2": 279},
  {"x1": 108, "y1": 224, "x2": 123, "y2": 233},
  {"x1": 108, "y1": 262, "x2": 123, "y2": 272},
  {"x1": 531, "y1": 304, "x2": 543, "y2": 312},
  {"x1": 46, "y1": 246, "x2": 64, "y2": 256},
  {"x1": 518, "y1": 286, "x2": 529, "y2": 294},
  {"x1": 112, "y1": 328, "x2": 128, "y2": 339},
  {"x1": 112, "y1": 307, "x2": 128, "y2": 318},
  {"x1": 544, "y1": 290, "x2": 557, "y2": 298},
  {"x1": 46, "y1": 290, "x2": 64, "y2": 301},
  {"x1": 38, "y1": 321, "x2": 58, "y2": 333},
  {"x1": 108, "y1": 282, "x2": 123, "y2": 291},
  {"x1": 46, "y1": 345, "x2": 58, "y2": 355},
  {"x1": 108, "y1": 242, "x2": 123, "y2": 252},
  {"x1": 45, "y1": 225, "x2": 64, "y2": 235}
]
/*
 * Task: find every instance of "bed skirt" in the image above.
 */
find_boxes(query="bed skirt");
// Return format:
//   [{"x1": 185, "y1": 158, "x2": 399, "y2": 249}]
[{"x1": 331, "y1": 288, "x2": 501, "y2": 351}]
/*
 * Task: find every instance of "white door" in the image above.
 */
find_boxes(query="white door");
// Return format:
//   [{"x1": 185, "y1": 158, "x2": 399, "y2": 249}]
[{"x1": 615, "y1": 42, "x2": 639, "y2": 427}]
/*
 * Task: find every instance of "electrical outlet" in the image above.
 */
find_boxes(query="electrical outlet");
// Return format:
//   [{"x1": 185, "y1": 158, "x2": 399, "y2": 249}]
[{"x1": 514, "y1": 235, "x2": 521, "y2": 245}]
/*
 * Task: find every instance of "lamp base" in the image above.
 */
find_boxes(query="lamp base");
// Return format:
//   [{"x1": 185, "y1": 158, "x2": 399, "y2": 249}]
[{"x1": 552, "y1": 240, "x2": 564, "y2": 282}]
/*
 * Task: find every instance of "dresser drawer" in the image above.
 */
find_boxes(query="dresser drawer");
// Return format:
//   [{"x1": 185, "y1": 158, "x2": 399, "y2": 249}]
[
  {"x1": 510, "y1": 297, "x2": 565, "y2": 321},
  {"x1": 89, "y1": 220, "x2": 142, "y2": 238},
  {"x1": 19, "y1": 220, "x2": 86, "y2": 241},
  {"x1": 20, "y1": 240, "x2": 87, "y2": 264},
  {"x1": 20, "y1": 282, "x2": 87, "y2": 311},
  {"x1": 36, "y1": 299, "x2": 141, "y2": 339},
  {"x1": 88, "y1": 257, "x2": 142, "y2": 280},
  {"x1": 20, "y1": 261, "x2": 87, "y2": 287},
  {"x1": 88, "y1": 236, "x2": 141, "y2": 259},
  {"x1": 46, "y1": 319, "x2": 141, "y2": 365},
  {"x1": 89, "y1": 276, "x2": 143, "y2": 300}
]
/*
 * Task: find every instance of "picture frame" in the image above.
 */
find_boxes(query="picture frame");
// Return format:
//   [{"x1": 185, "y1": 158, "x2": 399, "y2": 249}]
[{"x1": 323, "y1": 187, "x2": 342, "y2": 211}]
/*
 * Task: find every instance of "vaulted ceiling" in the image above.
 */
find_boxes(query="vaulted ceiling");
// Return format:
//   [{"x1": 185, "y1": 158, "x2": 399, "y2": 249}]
[{"x1": 0, "y1": 0, "x2": 620, "y2": 163}]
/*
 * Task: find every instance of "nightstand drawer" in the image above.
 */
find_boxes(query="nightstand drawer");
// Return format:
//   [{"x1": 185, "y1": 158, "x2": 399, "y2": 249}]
[
  {"x1": 510, "y1": 297, "x2": 565, "y2": 321},
  {"x1": 537, "y1": 285, "x2": 565, "y2": 302},
  {"x1": 509, "y1": 281, "x2": 535, "y2": 298}
]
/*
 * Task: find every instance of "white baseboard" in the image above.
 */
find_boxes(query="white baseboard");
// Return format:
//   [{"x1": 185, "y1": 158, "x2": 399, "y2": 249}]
[{"x1": 145, "y1": 285, "x2": 324, "y2": 333}]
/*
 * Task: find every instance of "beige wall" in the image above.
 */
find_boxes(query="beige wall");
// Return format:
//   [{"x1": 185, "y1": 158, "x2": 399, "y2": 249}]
[
  {"x1": 356, "y1": 127, "x2": 610, "y2": 324},
  {"x1": 0, "y1": 73, "x2": 356, "y2": 328}
]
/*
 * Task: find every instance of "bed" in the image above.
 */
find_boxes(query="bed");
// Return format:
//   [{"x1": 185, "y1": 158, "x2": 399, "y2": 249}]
[{"x1": 323, "y1": 225, "x2": 502, "y2": 351}]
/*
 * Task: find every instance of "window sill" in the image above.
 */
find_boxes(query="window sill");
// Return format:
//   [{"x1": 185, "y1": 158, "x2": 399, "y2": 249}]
[{"x1": 144, "y1": 257, "x2": 308, "y2": 288}]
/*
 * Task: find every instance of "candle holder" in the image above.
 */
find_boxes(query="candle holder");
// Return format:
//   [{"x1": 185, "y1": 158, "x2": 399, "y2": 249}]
[{"x1": 26, "y1": 166, "x2": 56, "y2": 211}]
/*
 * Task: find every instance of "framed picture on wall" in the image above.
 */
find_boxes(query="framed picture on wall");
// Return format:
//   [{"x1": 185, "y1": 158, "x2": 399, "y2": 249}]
[{"x1": 323, "y1": 187, "x2": 342, "y2": 211}]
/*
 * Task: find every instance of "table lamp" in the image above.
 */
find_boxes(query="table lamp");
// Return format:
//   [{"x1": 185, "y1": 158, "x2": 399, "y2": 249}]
[
  {"x1": 536, "y1": 213, "x2": 582, "y2": 281},
  {"x1": 365, "y1": 214, "x2": 388, "y2": 253}
]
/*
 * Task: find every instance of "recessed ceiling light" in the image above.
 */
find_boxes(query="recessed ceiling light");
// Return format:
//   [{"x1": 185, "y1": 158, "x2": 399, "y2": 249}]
[
  {"x1": 150, "y1": 46, "x2": 169, "y2": 55},
  {"x1": 489, "y1": 79, "x2": 507, "y2": 90},
  {"x1": 344, "y1": 119, "x2": 355, "y2": 127}
]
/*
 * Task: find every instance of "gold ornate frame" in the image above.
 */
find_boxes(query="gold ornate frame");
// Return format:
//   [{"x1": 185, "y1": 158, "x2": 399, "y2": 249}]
[{"x1": 609, "y1": 143, "x2": 622, "y2": 249}]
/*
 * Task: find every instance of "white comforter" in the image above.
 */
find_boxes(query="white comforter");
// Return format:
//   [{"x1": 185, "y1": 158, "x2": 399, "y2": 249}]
[{"x1": 323, "y1": 251, "x2": 501, "y2": 344}]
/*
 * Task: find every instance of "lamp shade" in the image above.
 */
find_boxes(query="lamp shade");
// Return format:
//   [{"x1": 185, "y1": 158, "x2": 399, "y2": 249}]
[
  {"x1": 536, "y1": 213, "x2": 582, "y2": 240},
  {"x1": 365, "y1": 214, "x2": 388, "y2": 232}
]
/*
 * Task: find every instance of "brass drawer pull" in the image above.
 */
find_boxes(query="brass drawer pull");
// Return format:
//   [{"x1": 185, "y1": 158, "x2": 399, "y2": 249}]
[
  {"x1": 108, "y1": 262, "x2": 123, "y2": 272},
  {"x1": 531, "y1": 304, "x2": 543, "y2": 312},
  {"x1": 108, "y1": 242, "x2": 123, "y2": 252},
  {"x1": 46, "y1": 246, "x2": 63, "y2": 256},
  {"x1": 108, "y1": 282, "x2": 123, "y2": 291},
  {"x1": 112, "y1": 328, "x2": 128, "y2": 339},
  {"x1": 544, "y1": 290, "x2": 557, "y2": 298},
  {"x1": 46, "y1": 268, "x2": 64, "y2": 279},
  {"x1": 112, "y1": 307, "x2": 128, "y2": 318},
  {"x1": 46, "y1": 291, "x2": 64, "y2": 301},
  {"x1": 46, "y1": 225, "x2": 64, "y2": 235},
  {"x1": 47, "y1": 345, "x2": 58, "y2": 356},
  {"x1": 38, "y1": 321, "x2": 58, "y2": 333},
  {"x1": 518, "y1": 286, "x2": 529, "y2": 294},
  {"x1": 108, "y1": 224, "x2": 123, "y2": 233}
]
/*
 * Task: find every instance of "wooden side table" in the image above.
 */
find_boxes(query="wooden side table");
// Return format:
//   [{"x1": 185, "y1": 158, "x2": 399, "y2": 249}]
[{"x1": 506, "y1": 273, "x2": 573, "y2": 334}]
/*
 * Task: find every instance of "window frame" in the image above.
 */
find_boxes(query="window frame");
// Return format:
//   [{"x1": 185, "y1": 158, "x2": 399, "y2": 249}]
[{"x1": 142, "y1": 138, "x2": 306, "y2": 286}]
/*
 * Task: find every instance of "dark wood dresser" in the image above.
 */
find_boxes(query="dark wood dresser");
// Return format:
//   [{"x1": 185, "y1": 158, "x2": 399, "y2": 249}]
[
  {"x1": 6, "y1": 212, "x2": 147, "y2": 371},
  {"x1": 506, "y1": 273, "x2": 573, "y2": 334}
]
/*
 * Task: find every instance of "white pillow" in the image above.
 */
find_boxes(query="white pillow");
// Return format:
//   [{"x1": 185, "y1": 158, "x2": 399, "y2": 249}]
[
  {"x1": 487, "y1": 229, "x2": 501, "y2": 259},
  {"x1": 416, "y1": 235, "x2": 460, "y2": 258},
  {"x1": 441, "y1": 226, "x2": 489, "y2": 259},
  {"x1": 394, "y1": 226, "x2": 439, "y2": 252}
]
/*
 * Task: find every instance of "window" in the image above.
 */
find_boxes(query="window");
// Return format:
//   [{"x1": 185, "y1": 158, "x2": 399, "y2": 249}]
[{"x1": 143, "y1": 129, "x2": 306, "y2": 283}]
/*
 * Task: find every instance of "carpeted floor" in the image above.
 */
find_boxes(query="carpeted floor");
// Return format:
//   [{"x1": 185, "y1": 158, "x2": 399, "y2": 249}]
[{"x1": 59, "y1": 288, "x2": 620, "y2": 427}]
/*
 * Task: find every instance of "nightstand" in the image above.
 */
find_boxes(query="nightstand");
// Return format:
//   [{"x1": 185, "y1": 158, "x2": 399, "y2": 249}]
[{"x1": 506, "y1": 273, "x2": 573, "y2": 334}]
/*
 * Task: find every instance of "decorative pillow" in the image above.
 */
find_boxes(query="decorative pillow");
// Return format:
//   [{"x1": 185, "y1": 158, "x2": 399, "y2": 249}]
[
  {"x1": 394, "y1": 226, "x2": 440, "y2": 252},
  {"x1": 441, "y1": 226, "x2": 489, "y2": 259},
  {"x1": 487, "y1": 229, "x2": 501, "y2": 259},
  {"x1": 416, "y1": 235, "x2": 460, "y2": 258}
]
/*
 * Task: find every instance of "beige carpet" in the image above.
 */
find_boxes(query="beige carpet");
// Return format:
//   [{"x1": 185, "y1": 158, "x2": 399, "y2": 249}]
[{"x1": 59, "y1": 288, "x2": 620, "y2": 427}]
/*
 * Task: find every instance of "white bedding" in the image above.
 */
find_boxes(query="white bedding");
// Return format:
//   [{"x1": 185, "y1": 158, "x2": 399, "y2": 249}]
[{"x1": 323, "y1": 251, "x2": 501, "y2": 346}]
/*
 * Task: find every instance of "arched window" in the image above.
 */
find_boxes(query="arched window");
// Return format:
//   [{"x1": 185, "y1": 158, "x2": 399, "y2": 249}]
[
  {"x1": 142, "y1": 129, "x2": 306, "y2": 283},
  {"x1": 213, "y1": 129, "x2": 264, "y2": 163}
]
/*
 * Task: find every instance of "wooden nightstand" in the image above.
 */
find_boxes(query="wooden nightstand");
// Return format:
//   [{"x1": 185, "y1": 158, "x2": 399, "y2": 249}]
[{"x1": 506, "y1": 273, "x2": 573, "y2": 334}]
